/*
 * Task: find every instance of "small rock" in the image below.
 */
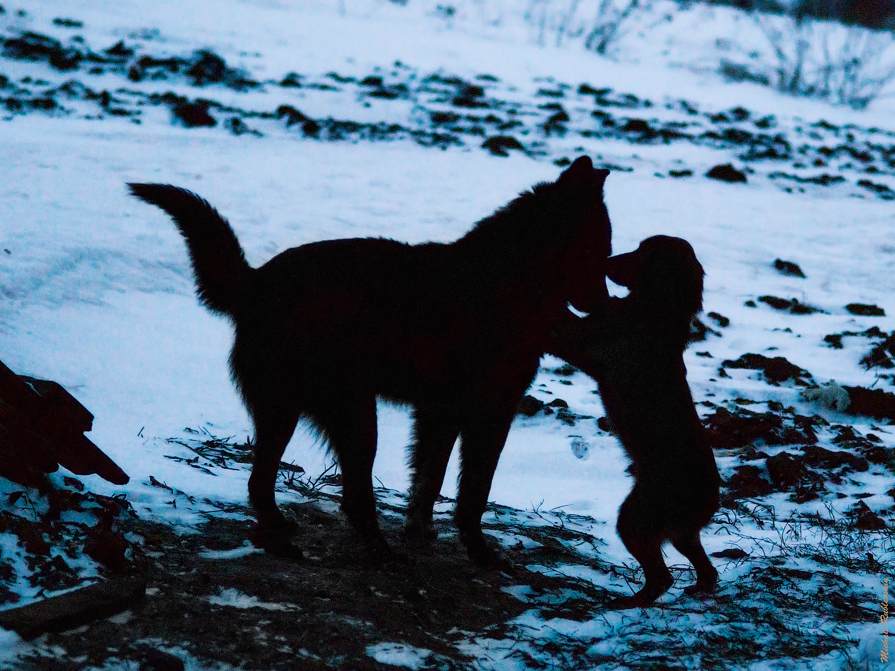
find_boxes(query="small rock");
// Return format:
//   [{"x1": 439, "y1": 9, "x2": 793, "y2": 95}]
[
  {"x1": 758, "y1": 295, "x2": 792, "y2": 310},
  {"x1": 707, "y1": 311, "x2": 730, "y2": 328},
  {"x1": 172, "y1": 100, "x2": 216, "y2": 128},
  {"x1": 757, "y1": 295, "x2": 822, "y2": 315},
  {"x1": 621, "y1": 118, "x2": 651, "y2": 133},
  {"x1": 773, "y1": 259, "x2": 805, "y2": 278},
  {"x1": 187, "y1": 51, "x2": 226, "y2": 85},
  {"x1": 279, "y1": 72, "x2": 302, "y2": 87},
  {"x1": 689, "y1": 317, "x2": 721, "y2": 342},
  {"x1": 481, "y1": 135, "x2": 524, "y2": 157},
  {"x1": 706, "y1": 164, "x2": 747, "y2": 183},
  {"x1": 517, "y1": 395, "x2": 545, "y2": 417},
  {"x1": 823, "y1": 334, "x2": 844, "y2": 349},
  {"x1": 722, "y1": 353, "x2": 813, "y2": 386},
  {"x1": 846, "y1": 303, "x2": 885, "y2": 317}
]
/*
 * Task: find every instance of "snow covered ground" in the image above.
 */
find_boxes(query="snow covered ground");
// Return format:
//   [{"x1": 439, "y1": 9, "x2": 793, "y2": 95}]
[{"x1": 0, "y1": 0, "x2": 893, "y2": 669}]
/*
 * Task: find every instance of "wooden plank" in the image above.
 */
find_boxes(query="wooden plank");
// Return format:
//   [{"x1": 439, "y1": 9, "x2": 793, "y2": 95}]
[
  {"x1": 0, "y1": 576, "x2": 146, "y2": 640},
  {"x1": 0, "y1": 359, "x2": 32, "y2": 408},
  {"x1": 0, "y1": 360, "x2": 128, "y2": 486},
  {"x1": 20, "y1": 377, "x2": 94, "y2": 433},
  {"x1": 55, "y1": 434, "x2": 129, "y2": 485}
]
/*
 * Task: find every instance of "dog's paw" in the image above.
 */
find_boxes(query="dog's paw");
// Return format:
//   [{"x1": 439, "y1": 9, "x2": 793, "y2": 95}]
[
  {"x1": 466, "y1": 540, "x2": 514, "y2": 573},
  {"x1": 683, "y1": 580, "x2": 717, "y2": 597},
  {"x1": 251, "y1": 525, "x2": 304, "y2": 561},
  {"x1": 606, "y1": 576, "x2": 673, "y2": 610},
  {"x1": 368, "y1": 542, "x2": 411, "y2": 568},
  {"x1": 605, "y1": 594, "x2": 653, "y2": 610},
  {"x1": 402, "y1": 521, "x2": 438, "y2": 552},
  {"x1": 272, "y1": 515, "x2": 299, "y2": 536}
]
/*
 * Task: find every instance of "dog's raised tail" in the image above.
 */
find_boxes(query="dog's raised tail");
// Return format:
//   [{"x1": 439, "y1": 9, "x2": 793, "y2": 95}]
[{"x1": 128, "y1": 183, "x2": 252, "y2": 316}]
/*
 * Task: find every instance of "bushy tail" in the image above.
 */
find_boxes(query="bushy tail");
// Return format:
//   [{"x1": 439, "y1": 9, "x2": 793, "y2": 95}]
[{"x1": 128, "y1": 183, "x2": 252, "y2": 315}]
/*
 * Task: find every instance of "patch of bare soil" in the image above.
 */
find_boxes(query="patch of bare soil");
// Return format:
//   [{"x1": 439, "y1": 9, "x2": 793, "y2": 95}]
[{"x1": 9, "y1": 494, "x2": 609, "y2": 670}]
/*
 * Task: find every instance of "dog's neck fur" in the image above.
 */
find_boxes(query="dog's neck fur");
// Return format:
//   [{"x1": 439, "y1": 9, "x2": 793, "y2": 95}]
[
  {"x1": 453, "y1": 180, "x2": 609, "y2": 316},
  {"x1": 621, "y1": 284, "x2": 702, "y2": 352}
]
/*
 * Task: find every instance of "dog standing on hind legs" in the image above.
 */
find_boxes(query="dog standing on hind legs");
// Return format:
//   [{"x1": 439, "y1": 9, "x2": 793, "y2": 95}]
[
  {"x1": 549, "y1": 235, "x2": 720, "y2": 607},
  {"x1": 128, "y1": 156, "x2": 613, "y2": 566}
]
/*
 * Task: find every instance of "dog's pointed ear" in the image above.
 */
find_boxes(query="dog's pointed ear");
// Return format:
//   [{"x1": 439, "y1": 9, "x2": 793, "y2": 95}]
[
  {"x1": 559, "y1": 156, "x2": 610, "y2": 189},
  {"x1": 605, "y1": 249, "x2": 642, "y2": 288},
  {"x1": 559, "y1": 156, "x2": 592, "y2": 180}
]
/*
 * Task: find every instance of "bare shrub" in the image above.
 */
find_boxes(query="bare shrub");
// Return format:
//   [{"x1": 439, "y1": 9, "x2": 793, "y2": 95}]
[
  {"x1": 584, "y1": 0, "x2": 653, "y2": 53},
  {"x1": 524, "y1": 0, "x2": 654, "y2": 52},
  {"x1": 751, "y1": 3, "x2": 895, "y2": 108}
]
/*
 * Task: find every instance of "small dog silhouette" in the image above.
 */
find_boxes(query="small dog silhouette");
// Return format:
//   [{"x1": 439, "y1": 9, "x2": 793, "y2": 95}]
[
  {"x1": 129, "y1": 156, "x2": 613, "y2": 565},
  {"x1": 549, "y1": 235, "x2": 719, "y2": 607}
]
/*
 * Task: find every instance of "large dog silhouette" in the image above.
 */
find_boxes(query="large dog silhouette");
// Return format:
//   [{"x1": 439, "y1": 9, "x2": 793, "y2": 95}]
[{"x1": 130, "y1": 157, "x2": 613, "y2": 565}]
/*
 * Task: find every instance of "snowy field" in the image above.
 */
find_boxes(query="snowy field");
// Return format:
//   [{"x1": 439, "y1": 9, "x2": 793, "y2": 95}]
[{"x1": 0, "y1": 0, "x2": 893, "y2": 669}]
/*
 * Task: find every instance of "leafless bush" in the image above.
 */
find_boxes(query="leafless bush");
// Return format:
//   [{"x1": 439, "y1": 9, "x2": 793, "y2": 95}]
[
  {"x1": 751, "y1": 4, "x2": 895, "y2": 108},
  {"x1": 524, "y1": 0, "x2": 653, "y2": 52},
  {"x1": 584, "y1": 0, "x2": 652, "y2": 53}
]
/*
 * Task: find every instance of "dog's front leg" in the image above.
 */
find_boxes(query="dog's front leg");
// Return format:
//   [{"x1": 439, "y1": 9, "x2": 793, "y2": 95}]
[
  {"x1": 454, "y1": 412, "x2": 515, "y2": 570},
  {"x1": 405, "y1": 405, "x2": 460, "y2": 548}
]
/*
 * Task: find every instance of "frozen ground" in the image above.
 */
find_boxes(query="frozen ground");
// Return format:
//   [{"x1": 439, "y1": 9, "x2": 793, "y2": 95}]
[{"x1": 0, "y1": 1, "x2": 893, "y2": 669}]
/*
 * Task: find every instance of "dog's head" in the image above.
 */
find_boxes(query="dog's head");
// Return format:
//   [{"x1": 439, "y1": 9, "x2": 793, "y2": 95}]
[
  {"x1": 606, "y1": 235, "x2": 704, "y2": 324},
  {"x1": 555, "y1": 156, "x2": 613, "y2": 314}
]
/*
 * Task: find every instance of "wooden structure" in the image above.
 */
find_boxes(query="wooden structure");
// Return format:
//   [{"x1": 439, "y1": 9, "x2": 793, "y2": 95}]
[{"x1": 0, "y1": 359, "x2": 128, "y2": 487}]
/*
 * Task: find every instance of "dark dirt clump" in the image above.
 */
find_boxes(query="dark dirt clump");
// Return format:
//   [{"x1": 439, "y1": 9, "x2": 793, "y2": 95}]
[
  {"x1": 773, "y1": 259, "x2": 805, "y2": 278},
  {"x1": 724, "y1": 464, "x2": 774, "y2": 501},
  {"x1": 707, "y1": 311, "x2": 730, "y2": 328},
  {"x1": 706, "y1": 164, "x2": 747, "y2": 183},
  {"x1": 725, "y1": 443, "x2": 872, "y2": 503},
  {"x1": 517, "y1": 394, "x2": 545, "y2": 416},
  {"x1": 842, "y1": 386, "x2": 895, "y2": 421},
  {"x1": 764, "y1": 445, "x2": 871, "y2": 501},
  {"x1": 2, "y1": 32, "x2": 82, "y2": 71},
  {"x1": 721, "y1": 353, "x2": 814, "y2": 386},
  {"x1": 757, "y1": 295, "x2": 823, "y2": 315},
  {"x1": 171, "y1": 99, "x2": 216, "y2": 127},
  {"x1": 703, "y1": 405, "x2": 823, "y2": 449},
  {"x1": 689, "y1": 317, "x2": 721, "y2": 342},
  {"x1": 481, "y1": 135, "x2": 524, "y2": 156},
  {"x1": 846, "y1": 303, "x2": 885, "y2": 317}
]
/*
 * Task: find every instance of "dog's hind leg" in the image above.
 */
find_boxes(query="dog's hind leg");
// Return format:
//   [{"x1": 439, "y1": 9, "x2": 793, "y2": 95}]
[
  {"x1": 671, "y1": 530, "x2": 718, "y2": 596},
  {"x1": 609, "y1": 483, "x2": 674, "y2": 609},
  {"x1": 312, "y1": 393, "x2": 398, "y2": 564},
  {"x1": 454, "y1": 412, "x2": 514, "y2": 569},
  {"x1": 247, "y1": 401, "x2": 302, "y2": 558},
  {"x1": 405, "y1": 405, "x2": 460, "y2": 548}
]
